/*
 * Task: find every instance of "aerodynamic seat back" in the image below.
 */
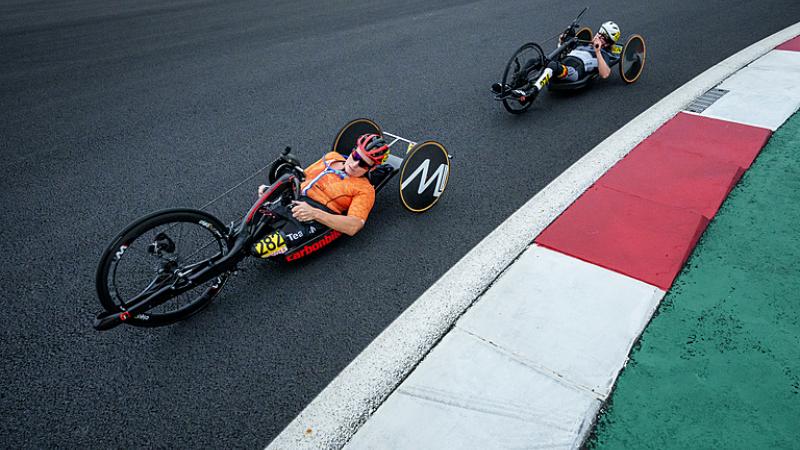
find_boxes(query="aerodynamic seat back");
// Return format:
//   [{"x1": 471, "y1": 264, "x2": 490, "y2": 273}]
[
  {"x1": 549, "y1": 73, "x2": 598, "y2": 90},
  {"x1": 368, "y1": 163, "x2": 397, "y2": 191}
]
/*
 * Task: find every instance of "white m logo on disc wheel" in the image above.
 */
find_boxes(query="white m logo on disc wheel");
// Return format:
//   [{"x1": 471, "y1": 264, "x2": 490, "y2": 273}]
[{"x1": 400, "y1": 159, "x2": 448, "y2": 198}]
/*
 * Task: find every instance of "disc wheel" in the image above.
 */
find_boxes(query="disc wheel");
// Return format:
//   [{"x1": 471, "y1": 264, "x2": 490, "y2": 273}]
[
  {"x1": 501, "y1": 42, "x2": 545, "y2": 114},
  {"x1": 399, "y1": 141, "x2": 450, "y2": 213},
  {"x1": 620, "y1": 34, "x2": 646, "y2": 84},
  {"x1": 575, "y1": 26, "x2": 593, "y2": 42},
  {"x1": 332, "y1": 118, "x2": 382, "y2": 156},
  {"x1": 96, "y1": 208, "x2": 231, "y2": 327}
]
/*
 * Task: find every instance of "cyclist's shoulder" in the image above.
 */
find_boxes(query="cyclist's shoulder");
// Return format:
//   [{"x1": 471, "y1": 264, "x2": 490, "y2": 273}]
[
  {"x1": 324, "y1": 151, "x2": 346, "y2": 160},
  {"x1": 604, "y1": 44, "x2": 623, "y2": 58},
  {"x1": 306, "y1": 151, "x2": 345, "y2": 171}
]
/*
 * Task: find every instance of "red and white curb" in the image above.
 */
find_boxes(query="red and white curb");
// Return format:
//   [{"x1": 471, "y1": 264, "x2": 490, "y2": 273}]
[
  {"x1": 267, "y1": 23, "x2": 800, "y2": 450},
  {"x1": 348, "y1": 246, "x2": 663, "y2": 448}
]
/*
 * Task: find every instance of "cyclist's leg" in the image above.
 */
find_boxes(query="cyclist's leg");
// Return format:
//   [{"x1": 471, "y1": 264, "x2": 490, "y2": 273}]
[
  {"x1": 545, "y1": 57, "x2": 586, "y2": 82},
  {"x1": 492, "y1": 55, "x2": 544, "y2": 94},
  {"x1": 518, "y1": 56, "x2": 584, "y2": 93},
  {"x1": 549, "y1": 60, "x2": 570, "y2": 80},
  {"x1": 560, "y1": 56, "x2": 585, "y2": 81},
  {"x1": 520, "y1": 57, "x2": 541, "y2": 75},
  {"x1": 512, "y1": 60, "x2": 562, "y2": 98}
]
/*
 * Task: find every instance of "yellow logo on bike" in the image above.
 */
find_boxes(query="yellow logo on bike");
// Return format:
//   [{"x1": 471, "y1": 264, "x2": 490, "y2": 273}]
[
  {"x1": 255, "y1": 232, "x2": 287, "y2": 258},
  {"x1": 538, "y1": 72, "x2": 551, "y2": 89}
]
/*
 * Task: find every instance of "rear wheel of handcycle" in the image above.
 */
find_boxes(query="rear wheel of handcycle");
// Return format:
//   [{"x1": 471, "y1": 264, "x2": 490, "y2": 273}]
[
  {"x1": 575, "y1": 26, "x2": 593, "y2": 42},
  {"x1": 96, "y1": 208, "x2": 231, "y2": 327},
  {"x1": 620, "y1": 34, "x2": 646, "y2": 84},
  {"x1": 501, "y1": 42, "x2": 545, "y2": 114},
  {"x1": 332, "y1": 118, "x2": 382, "y2": 156}
]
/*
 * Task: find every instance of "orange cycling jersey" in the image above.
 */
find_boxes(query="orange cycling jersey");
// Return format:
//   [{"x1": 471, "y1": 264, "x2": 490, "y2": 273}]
[{"x1": 301, "y1": 152, "x2": 375, "y2": 222}]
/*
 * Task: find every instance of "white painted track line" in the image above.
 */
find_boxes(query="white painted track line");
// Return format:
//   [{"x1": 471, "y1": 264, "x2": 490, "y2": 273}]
[
  {"x1": 346, "y1": 246, "x2": 664, "y2": 449},
  {"x1": 266, "y1": 21, "x2": 800, "y2": 450},
  {"x1": 701, "y1": 50, "x2": 800, "y2": 130},
  {"x1": 457, "y1": 245, "x2": 664, "y2": 399},
  {"x1": 349, "y1": 327, "x2": 604, "y2": 450}
]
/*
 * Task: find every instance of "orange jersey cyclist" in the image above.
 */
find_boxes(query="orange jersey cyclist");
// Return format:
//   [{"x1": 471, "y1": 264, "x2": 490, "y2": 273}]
[{"x1": 256, "y1": 133, "x2": 390, "y2": 245}]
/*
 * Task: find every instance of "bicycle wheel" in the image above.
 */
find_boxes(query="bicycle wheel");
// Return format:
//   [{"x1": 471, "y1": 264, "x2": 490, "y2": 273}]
[
  {"x1": 620, "y1": 34, "x2": 646, "y2": 84},
  {"x1": 501, "y1": 42, "x2": 545, "y2": 114},
  {"x1": 575, "y1": 26, "x2": 593, "y2": 42},
  {"x1": 96, "y1": 208, "x2": 231, "y2": 327}
]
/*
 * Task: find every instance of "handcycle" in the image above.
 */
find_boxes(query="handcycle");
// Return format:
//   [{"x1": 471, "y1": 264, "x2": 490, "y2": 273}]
[
  {"x1": 491, "y1": 7, "x2": 647, "y2": 114},
  {"x1": 92, "y1": 118, "x2": 451, "y2": 331}
]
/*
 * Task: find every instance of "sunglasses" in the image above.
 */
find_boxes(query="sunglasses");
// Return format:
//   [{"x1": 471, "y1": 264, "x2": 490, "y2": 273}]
[{"x1": 350, "y1": 150, "x2": 374, "y2": 169}]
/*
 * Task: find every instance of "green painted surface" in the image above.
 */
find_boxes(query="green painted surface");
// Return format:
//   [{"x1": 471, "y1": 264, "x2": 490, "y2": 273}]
[{"x1": 588, "y1": 111, "x2": 800, "y2": 450}]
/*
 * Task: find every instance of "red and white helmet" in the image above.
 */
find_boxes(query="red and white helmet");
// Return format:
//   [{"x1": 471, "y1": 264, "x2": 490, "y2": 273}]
[
  {"x1": 356, "y1": 133, "x2": 390, "y2": 165},
  {"x1": 598, "y1": 21, "x2": 621, "y2": 44}
]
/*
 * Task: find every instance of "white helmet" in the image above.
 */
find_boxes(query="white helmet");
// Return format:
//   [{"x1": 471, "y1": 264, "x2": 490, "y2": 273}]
[{"x1": 599, "y1": 21, "x2": 621, "y2": 44}]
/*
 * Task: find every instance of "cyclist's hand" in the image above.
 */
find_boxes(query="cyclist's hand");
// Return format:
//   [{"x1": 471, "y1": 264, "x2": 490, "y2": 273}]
[
  {"x1": 592, "y1": 35, "x2": 604, "y2": 50},
  {"x1": 258, "y1": 184, "x2": 268, "y2": 196},
  {"x1": 291, "y1": 201, "x2": 318, "y2": 222}
]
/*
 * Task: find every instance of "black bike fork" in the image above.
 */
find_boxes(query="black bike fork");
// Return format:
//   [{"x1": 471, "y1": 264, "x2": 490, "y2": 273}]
[{"x1": 92, "y1": 235, "x2": 249, "y2": 331}]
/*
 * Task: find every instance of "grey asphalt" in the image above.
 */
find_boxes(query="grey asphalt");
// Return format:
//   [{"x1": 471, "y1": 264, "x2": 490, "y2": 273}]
[{"x1": 2, "y1": 0, "x2": 798, "y2": 448}]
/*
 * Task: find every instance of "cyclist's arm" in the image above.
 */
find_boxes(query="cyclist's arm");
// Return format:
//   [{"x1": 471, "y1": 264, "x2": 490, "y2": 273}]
[
  {"x1": 312, "y1": 209, "x2": 365, "y2": 236},
  {"x1": 595, "y1": 47, "x2": 611, "y2": 78},
  {"x1": 290, "y1": 201, "x2": 365, "y2": 236},
  {"x1": 592, "y1": 36, "x2": 612, "y2": 79}
]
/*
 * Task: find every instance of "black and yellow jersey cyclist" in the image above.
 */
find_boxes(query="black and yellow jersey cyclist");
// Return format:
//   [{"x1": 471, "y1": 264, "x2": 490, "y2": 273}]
[{"x1": 512, "y1": 21, "x2": 622, "y2": 99}]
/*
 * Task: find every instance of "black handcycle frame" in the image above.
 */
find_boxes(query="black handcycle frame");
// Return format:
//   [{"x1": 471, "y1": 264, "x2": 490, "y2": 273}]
[
  {"x1": 93, "y1": 119, "x2": 450, "y2": 331},
  {"x1": 492, "y1": 7, "x2": 646, "y2": 113},
  {"x1": 93, "y1": 165, "x2": 306, "y2": 331}
]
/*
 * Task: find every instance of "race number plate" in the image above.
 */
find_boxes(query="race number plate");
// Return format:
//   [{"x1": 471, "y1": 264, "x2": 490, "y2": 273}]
[{"x1": 255, "y1": 232, "x2": 288, "y2": 258}]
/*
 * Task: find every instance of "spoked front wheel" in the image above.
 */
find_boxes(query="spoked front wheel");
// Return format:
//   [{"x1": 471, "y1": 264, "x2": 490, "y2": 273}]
[
  {"x1": 95, "y1": 208, "x2": 231, "y2": 328},
  {"x1": 501, "y1": 42, "x2": 546, "y2": 114}
]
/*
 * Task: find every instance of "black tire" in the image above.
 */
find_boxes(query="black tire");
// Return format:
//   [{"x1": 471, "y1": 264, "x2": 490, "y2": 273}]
[
  {"x1": 96, "y1": 208, "x2": 231, "y2": 327},
  {"x1": 332, "y1": 118, "x2": 382, "y2": 156},
  {"x1": 268, "y1": 148, "x2": 303, "y2": 184},
  {"x1": 575, "y1": 26, "x2": 593, "y2": 42},
  {"x1": 268, "y1": 161, "x2": 296, "y2": 184},
  {"x1": 398, "y1": 141, "x2": 450, "y2": 213},
  {"x1": 501, "y1": 42, "x2": 545, "y2": 114},
  {"x1": 620, "y1": 34, "x2": 646, "y2": 84}
]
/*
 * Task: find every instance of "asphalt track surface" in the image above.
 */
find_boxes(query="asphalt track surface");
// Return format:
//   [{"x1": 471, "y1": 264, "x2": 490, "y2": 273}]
[{"x1": 2, "y1": 0, "x2": 798, "y2": 447}]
